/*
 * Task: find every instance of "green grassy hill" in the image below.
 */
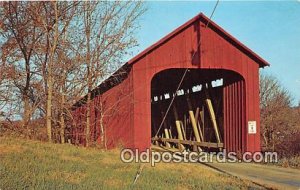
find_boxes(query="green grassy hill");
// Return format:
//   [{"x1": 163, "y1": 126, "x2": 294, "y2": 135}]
[{"x1": 0, "y1": 137, "x2": 263, "y2": 190}]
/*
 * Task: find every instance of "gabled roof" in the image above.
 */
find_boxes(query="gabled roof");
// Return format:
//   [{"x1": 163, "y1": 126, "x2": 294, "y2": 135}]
[
  {"x1": 127, "y1": 13, "x2": 269, "y2": 67},
  {"x1": 73, "y1": 12, "x2": 269, "y2": 108}
]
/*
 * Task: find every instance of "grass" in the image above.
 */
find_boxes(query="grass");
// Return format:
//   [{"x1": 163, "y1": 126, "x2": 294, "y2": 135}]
[
  {"x1": 277, "y1": 156, "x2": 300, "y2": 168},
  {"x1": 0, "y1": 137, "x2": 263, "y2": 190}
]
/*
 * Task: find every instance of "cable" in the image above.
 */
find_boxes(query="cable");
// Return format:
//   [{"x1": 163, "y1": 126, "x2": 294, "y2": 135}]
[
  {"x1": 206, "y1": 0, "x2": 220, "y2": 28},
  {"x1": 154, "y1": 68, "x2": 188, "y2": 137},
  {"x1": 154, "y1": 0, "x2": 220, "y2": 138}
]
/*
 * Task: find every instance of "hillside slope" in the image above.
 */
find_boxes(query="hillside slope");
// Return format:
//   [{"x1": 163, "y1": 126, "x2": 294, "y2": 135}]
[{"x1": 0, "y1": 137, "x2": 263, "y2": 190}]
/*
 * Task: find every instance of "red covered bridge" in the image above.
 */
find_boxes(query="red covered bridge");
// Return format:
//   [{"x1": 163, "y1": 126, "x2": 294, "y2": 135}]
[{"x1": 71, "y1": 13, "x2": 269, "y2": 154}]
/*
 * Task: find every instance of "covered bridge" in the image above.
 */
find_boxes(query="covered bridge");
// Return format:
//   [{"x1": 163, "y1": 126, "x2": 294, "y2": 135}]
[{"x1": 72, "y1": 13, "x2": 269, "y2": 154}]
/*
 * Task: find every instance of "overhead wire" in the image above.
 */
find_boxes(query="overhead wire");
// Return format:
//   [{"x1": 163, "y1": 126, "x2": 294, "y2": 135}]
[{"x1": 154, "y1": 0, "x2": 220, "y2": 138}]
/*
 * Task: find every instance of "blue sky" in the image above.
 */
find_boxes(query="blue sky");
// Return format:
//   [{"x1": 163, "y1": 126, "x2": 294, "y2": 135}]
[{"x1": 132, "y1": 1, "x2": 300, "y2": 105}]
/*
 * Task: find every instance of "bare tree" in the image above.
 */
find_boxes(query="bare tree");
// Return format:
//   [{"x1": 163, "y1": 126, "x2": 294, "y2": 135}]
[
  {"x1": 0, "y1": 2, "x2": 45, "y2": 135},
  {"x1": 77, "y1": 1, "x2": 145, "y2": 146},
  {"x1": 0, "y1": 1, "x2": 145, "y2": 146},
  {"x1": 260, "y1": 73, "x2": 299, "y2": 156},
  {"x1": 29, "y1": 2, "x2": 78, "y2": 142},
  {"x1": 0, "y1": 60, "x2": 11, "y2": 120}
]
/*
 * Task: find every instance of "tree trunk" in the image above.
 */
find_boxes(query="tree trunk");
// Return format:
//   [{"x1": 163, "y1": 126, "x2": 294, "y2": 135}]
[
  {"x1": 263, "y1": 131, "x2": 268, "y2": 148},
  {"x1": 86, "y1": 91, "x2": 91, "y2": 146},
  {"x1": 60, "y1": 93, "x2": 65, "y2": 143},
  {"x1": 46, "y1": 1, "x2": 59, "y2": 143},
  {"x1": 46, "y1": 74, "x2": 52, "y2": 142},
  {"x1": 23, "y1": 95, "x2": 30, "y2": 137},
  {"x1": 23, "y1": 58, "x2": 31, "y2": 138},
  {"x1": 99, "y1": 97, "x2": 106, "y2": 149},
  {"x1": 100, "y1": 115, "x2": 106, "y2": 149},
  {"x1": 60, "y1": 113, "x2": 65, "y2": 143},
  {"x1": 85, "y1": 1, "x2": 92, "y2": 147}
]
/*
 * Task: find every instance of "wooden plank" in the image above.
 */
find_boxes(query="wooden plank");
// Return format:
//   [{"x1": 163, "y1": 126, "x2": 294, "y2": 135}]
[
  {"x1": 195, "y1": 107, "x2": 200, "y2": 124},
  {"x1": 195, "y1": 107, "x2": 204, "y2": 142},
  {"x1": 200, "y1": 105, "x2": 205, "y2": 142},
  {"x1": 164, "y1": 128, "x2": 171, "y2": 148},
  {"x1": 204, "y1": 85, "x2": 221, "y2": 144},
  {"x1": 151, "y1": 137, "x2": 224, "y2": 148},
  {"x1": 187, "y1": 97, "x2": 201, "y2": 142},
  {"x1": 180, "y1": 121, "x2": 187, "y2": 140},
  {"x1": 173, "y1": 105, "x2": 185, "y2": 150},
  {"x1": 168, "y1": 128, "x2": 173, "y2": 139},
  {"x1": 161, "y1": 111, "x2": 171, "y2": 148}
]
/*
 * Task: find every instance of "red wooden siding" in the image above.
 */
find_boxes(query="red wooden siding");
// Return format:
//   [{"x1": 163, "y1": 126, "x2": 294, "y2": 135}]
[{"x1": 72, "y1": 13, "x2": 268, "y2": 153}]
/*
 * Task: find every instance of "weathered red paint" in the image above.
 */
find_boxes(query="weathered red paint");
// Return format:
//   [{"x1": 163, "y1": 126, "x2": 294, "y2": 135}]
[{"x1": 72, "y1": 13, "x2": 268, "y2": 153}]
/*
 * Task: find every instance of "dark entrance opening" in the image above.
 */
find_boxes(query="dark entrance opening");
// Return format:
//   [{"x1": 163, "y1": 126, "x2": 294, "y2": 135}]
[{"x1": 151, "y1": 68, "x2": 244, "y2": 152}]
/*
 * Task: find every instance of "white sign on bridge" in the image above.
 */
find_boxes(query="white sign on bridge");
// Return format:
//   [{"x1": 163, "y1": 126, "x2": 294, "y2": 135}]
[{"x1": 248, "y1": 121, "x2": 257, "y2": 134}]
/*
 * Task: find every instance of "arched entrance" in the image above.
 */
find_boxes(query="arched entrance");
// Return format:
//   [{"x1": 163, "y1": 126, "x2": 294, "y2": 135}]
[{"x1": 151, "y1": 68, "x2": 245, "y2": 153}]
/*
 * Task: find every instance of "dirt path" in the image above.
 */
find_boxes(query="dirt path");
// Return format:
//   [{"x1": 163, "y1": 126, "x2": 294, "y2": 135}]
[{"x1": 206, "y1": 162, "x2": 300, "y2": 190}]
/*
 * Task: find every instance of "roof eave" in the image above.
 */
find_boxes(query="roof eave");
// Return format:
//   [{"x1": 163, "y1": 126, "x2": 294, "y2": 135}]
[{"x1": 128, "y1": 12, "x2": 270, "y2": 67}]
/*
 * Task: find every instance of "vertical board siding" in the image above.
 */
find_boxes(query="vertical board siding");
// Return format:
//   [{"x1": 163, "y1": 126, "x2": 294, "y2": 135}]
[
  {"x1": 223, "y1": 78, "x2": 245, "y2": 153},
  {"x1": 72, "y1": 14, "x2": 263, "y2": 153},
  {"x1": 200, "y1": 20, "x2": 260, "y2": 153},
  {"x1": 72, "y1": 73, "x2": 134, "y2": 149}
]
